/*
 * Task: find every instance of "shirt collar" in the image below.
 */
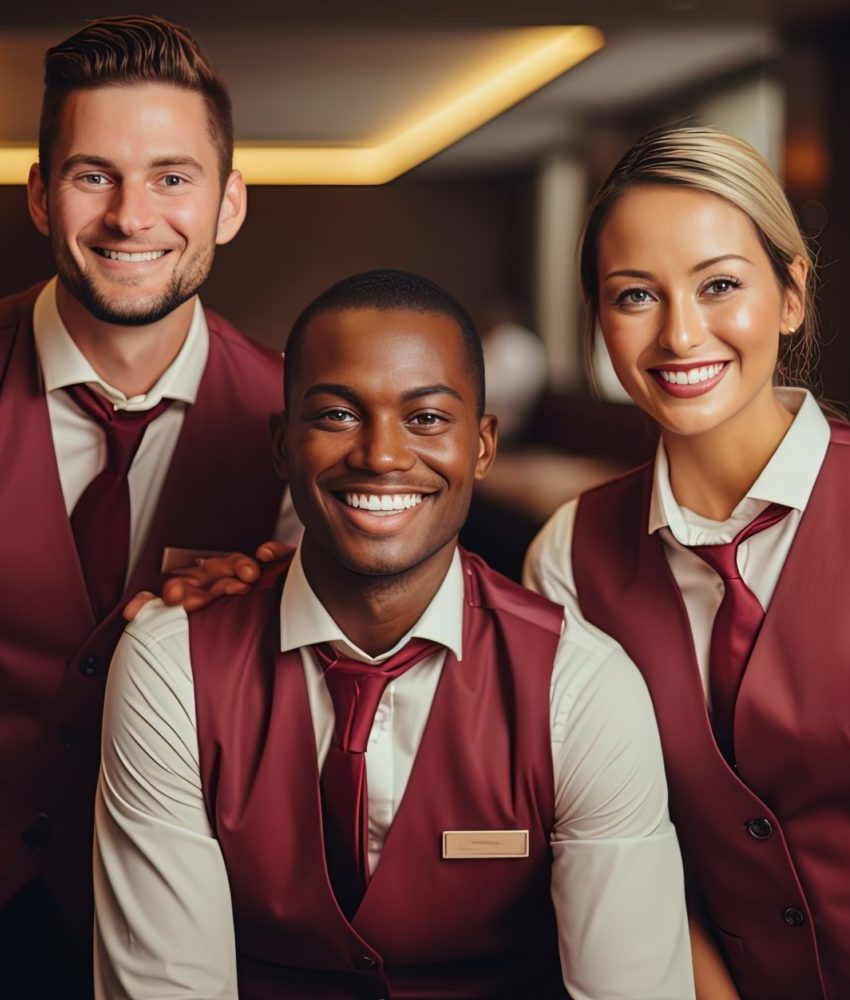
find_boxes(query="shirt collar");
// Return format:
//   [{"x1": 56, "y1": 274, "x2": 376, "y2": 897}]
[
  {"x1": 648, "y1": 388, "x2": 831, "y2": 543},
  {"x1": 32, "y1": 277, "x2": 208, "y2": 411},
  {"x1": 279, "y1": 545, "x2": 464, "y2": 663}
]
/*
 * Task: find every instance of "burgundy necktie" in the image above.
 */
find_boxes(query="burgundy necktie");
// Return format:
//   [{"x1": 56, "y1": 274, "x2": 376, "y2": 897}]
[
  {"x1": 64, "y1": 384, "x2": 173, "y2": 620},
  {"x1": 692, "y1": 502, "x2": 790, "y2": 764},
  {"x1": 314, "y1": 637, "x2": 440, "y2": 919}
]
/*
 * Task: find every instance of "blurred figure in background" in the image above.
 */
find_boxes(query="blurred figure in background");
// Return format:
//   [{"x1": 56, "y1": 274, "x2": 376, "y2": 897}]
[{"x1": 479, "y1": 301, "x2": 547, "y2": 444}]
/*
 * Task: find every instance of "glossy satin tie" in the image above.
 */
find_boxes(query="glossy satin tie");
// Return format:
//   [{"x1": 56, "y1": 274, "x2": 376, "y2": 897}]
[
  {"x1": 64, "y1": 384, "x2": 173, "y2": 620},
  {"x1": 314, "y1": 637, "x2": 439, "y2": 919},
  {"x1": 693, "y1": 502, "x2": 791, "y2": 764}
]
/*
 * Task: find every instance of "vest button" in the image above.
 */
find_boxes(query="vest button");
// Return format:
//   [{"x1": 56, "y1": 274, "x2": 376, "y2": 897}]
[
  {"x1": 356, "y1": 955, "x2": 376, "y2": 970},
  {"x1": 79, "y1": 655, "x2": 102, "y2": 676},
  {"x1": 746, "y1": 818, "x2": 773, "y2": 840},
  {"x1": 58, "y1": 727, "x2": 76, "y2": 748},
  {"x1": 783, "y1": 906, "x2": 806, "y2": 927},
  {"x1": 22, "y1": 812, "x2": 52, "y2": 849}
]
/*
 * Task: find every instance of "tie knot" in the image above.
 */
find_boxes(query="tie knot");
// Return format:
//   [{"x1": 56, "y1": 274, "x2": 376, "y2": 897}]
[
  {"x1": 692, "y1": 502, "x2": 790, "y2": 582},
  {"x1": 315, "y1": 638, "x2": 439, "y2": 753},
  {"x1": 64, "y1": 384, "x2": 173, "y2": 474}
]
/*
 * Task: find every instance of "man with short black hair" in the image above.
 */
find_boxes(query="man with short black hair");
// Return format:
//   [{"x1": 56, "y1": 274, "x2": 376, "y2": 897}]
[
  {"x1": 0, "y1": 16, "x2": 293, "y2": 994},
  {"x1": 97, "y1": 269, "x2": 694, "y2": 1000}
]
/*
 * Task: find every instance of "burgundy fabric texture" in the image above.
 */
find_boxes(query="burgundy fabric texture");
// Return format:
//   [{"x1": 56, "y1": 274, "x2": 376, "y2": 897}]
[
  {"x1": 692, "y1": 502, "x2": 790, "y2": 762},
  {"x1": 316, "y1": 639, "x2": 440, "y2": 919},
  {"x1": 190, "y1": 550, "x2": 568, "y2": 1000},
  {"x1": 0, "y1": 285, "x2": 285, "y2": 926},
  {"x1": 64, "y1": 384, "x2": 173, "y2": 619},
  {"x1": 572, "y1": 423, "x2": 850, "y2": 1000}
]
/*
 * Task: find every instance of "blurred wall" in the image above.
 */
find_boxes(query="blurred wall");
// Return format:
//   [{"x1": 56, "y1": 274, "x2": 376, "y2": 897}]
[{"x1": 0, "y1": 173, "x2": 534, "y2": 351}]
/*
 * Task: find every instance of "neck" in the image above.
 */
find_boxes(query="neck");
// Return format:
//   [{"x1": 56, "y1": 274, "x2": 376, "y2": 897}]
[
  {"x1": 55, "y1": 281, "x2": 195, "y2": 396},
  {"x1": 300, "y1": 535, "x2": 457, "y2": 658},
  {"x1": 663, "y1": 387, "x2": 794, "y2": 520}
]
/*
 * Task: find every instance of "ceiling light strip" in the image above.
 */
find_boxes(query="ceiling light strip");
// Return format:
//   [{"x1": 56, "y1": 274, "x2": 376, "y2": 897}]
[{"x1": 0, "y1": 26, "x2": 603, "y2": 186}]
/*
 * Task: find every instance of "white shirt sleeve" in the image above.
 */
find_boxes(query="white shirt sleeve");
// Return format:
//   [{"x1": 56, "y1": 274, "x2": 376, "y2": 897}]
[
  {"x1": 523, "y1": 497, "x2": 579, "y2": 607},
  {"x1": 550, "y1": 618, "x2": 694, "y2": 1000},
  {"x1": 94, "y1": 604, "x2": 237, "y2": 1000}
]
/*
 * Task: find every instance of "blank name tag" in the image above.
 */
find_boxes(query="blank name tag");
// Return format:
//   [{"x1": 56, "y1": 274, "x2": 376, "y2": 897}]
[
  {"x1": 160, "y1": 547, "x2": 230, "y2": 573},
  {"x1": 442, "y1": 830, "x2": 529, "y2": 860}
]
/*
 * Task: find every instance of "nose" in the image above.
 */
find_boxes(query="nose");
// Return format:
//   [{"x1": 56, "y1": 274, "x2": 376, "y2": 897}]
[
  {"x1": 348, "y1": 415, "x2": 416, "y2": 475},
  {"x1": 103, "y1": 181, "x2": 157, "y2": 236},
  {"x1": 656, "y1": 293, "x2": 707, "y2": 356}
]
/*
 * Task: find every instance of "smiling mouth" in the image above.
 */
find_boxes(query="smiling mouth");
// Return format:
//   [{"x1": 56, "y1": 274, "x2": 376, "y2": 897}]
[
  {"x1": 655, "y1": 362, "x2": 726, "y2": 385},
  {"x1": 339, "y1": 492, "x2": 424, "y2": 516},
  {"x1": 93, "y1": 248, "x2": 169, "y2": 262}
]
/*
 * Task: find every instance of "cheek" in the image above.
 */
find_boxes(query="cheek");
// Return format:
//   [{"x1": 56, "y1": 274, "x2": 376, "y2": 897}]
[
  {"x1": 600, "y1": 319, "x2": 646, "y2": 381},
  {"x1": 716, "y1": 298, "x2": 781, "y2": 359}
]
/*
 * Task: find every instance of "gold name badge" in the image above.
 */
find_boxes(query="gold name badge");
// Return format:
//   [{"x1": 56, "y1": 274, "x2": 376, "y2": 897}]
[
  {"x1": 160, "y1": 547, "x2": 230, "y2": 573},
  {"x1": 442, "y1": 830, "x2": 529, "y2": 860}
]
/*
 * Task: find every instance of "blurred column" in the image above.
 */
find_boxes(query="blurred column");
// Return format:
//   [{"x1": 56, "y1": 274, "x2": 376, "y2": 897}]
[{"x1": 534, "y1": 152, "x2": 587, "y2": 391}]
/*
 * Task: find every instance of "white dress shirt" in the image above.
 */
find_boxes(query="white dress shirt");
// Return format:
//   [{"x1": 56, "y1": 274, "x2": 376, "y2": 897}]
[
  {"x1": 524, "y1": 388, "x2": 831, "y2": 702},
  {"x1": 95, "y1": 547, "x2": 694, "y2": 1000},
  {"x1": 33, "y1": 278, "x2": 299, "y2": 576}
]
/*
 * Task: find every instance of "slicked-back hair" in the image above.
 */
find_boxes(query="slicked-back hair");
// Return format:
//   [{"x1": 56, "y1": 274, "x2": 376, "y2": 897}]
[
  {"x1": 579, "y1": 124, "x2": 818, "y2": 392},
  {"x1": 39, "y1": 15, "x2": 233, "y2": 183},
  {"x1": 284, "y1": 269, "x2": 486, "y2": 417}
]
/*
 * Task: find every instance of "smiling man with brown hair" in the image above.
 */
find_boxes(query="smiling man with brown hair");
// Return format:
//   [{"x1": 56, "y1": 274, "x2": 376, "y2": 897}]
[
  {"x1": 96, "y1": 269, "x2": 694, "y2": 1000},
  {"x1": 0, "y1": 17, "x2": 294, "y2": 995}
]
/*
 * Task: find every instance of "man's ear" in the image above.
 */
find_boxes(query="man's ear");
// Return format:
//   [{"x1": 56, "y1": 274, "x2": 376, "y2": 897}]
[
  {"x1": 27, "y1": 163, "x2": 50, "y2": 237},
  {"x1": 474, "y1": 413, "x2": 498, "y2": 481},
  {"x1": 271, "y1": 410, "x2": 289, "y2": 480},
  {"x1": 215, "y1": 169, "x2": 247, "y2": 246}
]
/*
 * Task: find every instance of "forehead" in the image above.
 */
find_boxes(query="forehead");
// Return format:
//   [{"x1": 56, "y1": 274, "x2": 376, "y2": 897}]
[
  {"x1": 55, "y1": 83, "x2": 213, "y2": 160},
  {"x1": 297, "y1": 307, "x2": 473, "y2": 396},
  {"x1": 598, "y1": 184, "x2": 763, "y2": 267}
]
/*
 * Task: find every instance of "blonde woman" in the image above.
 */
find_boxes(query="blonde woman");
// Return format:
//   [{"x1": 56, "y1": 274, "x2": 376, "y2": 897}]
[{"x1": 525, "y1": 126, "x2": 847, "y2": 999}]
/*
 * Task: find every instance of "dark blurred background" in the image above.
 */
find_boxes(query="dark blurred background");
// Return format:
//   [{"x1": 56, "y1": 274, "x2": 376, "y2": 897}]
[{"x1": 3, "y1": 1, "x2": 848, "y2": 577}]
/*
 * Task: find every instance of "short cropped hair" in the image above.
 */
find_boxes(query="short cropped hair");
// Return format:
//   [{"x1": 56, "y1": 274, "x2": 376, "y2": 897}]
[
  {"x1": 39, "y1": 15, "x2": 233, "y2": 183},
  {"x1": 284, "y1": 269, "x2": 486, "y2": 417}
]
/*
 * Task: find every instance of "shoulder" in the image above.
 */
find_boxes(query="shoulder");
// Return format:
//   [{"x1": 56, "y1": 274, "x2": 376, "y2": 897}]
[
  {"x1": 0, "y1": 284, "x2": 42, "y2": 336},
  {"x1": 203, "y1": 306, "x2": 283, "y2": 370},
  {"x1": 461, "y1": 547, "x2": 563, "y2": 636},
  {"x1": 106, "y1": 603, "x2": 195, "y2": 733},
  {"x1": 187, "y1": 558, "x2": 290, "y2": 654}
]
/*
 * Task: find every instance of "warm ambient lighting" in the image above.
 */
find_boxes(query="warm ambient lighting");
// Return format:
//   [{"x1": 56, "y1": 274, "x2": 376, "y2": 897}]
[{"x1": 0, "y1": 26, "x2": 603, "y2": 186}]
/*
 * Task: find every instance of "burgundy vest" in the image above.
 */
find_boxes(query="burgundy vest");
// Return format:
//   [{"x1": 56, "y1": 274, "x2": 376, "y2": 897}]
[
  {"x1": 0, "y1": 284, "x2": 285, "y2": 923},
  {"x1": 189, "y1": 550, "x2": 567, "y2": 1000},
  {"x1": 572, "y1": 423, "x2": 850, "y2": 1000}
]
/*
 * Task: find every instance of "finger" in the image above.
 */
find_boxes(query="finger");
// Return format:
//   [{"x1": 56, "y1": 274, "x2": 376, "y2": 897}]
[
  {"x1": 161, "y1": 577, "x2": 188, "y2": 606},
  {"x1": 169, "y1": 554, "x2": 245, "y2": 587},
  {"x1": 178, "y1": 579, "x2": 249, "y2": 612},
  {"x1": 123, "y1": 591, "x2": 157, "y2": 622},
  {"x1": 255, "y1": 540, "x2": 292, "y2": 563}
]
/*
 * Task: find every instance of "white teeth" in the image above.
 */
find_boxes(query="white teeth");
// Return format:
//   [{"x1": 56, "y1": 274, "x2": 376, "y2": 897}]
[
  {"x1": 342, "y1": 492, "x2": 423, "y2": 514},
  {"x1": 98, "y1": 249, "x2": 167, "y2": 262},
  {"x1": 658, "y1": 363, "x2": 724, "y2": 385}
]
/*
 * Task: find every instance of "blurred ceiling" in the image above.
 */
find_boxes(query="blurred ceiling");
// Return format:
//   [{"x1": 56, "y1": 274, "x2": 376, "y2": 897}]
[{"x1": 0, "y1": 0, "x2": 847, "y2": 181}]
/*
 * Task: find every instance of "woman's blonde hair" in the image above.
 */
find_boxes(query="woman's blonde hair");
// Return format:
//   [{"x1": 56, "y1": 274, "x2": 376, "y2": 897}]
[{"x1": 579, "y1": 125, "x2": 818, "y2": 390}]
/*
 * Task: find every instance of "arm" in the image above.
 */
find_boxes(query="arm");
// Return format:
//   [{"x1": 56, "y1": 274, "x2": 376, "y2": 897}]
[
  {"x1": 689, "y1": 910, "x2": 741, "y2": 999},
  {"x1": 550, "y1": 629, "x2": 695, "y2": 1000},
  {"x1": 522, "y1": 498, "x2": 579, "y2": 606},
  {"x1": 94, "y1": 605, "x2": 237, "y2": 999}
]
